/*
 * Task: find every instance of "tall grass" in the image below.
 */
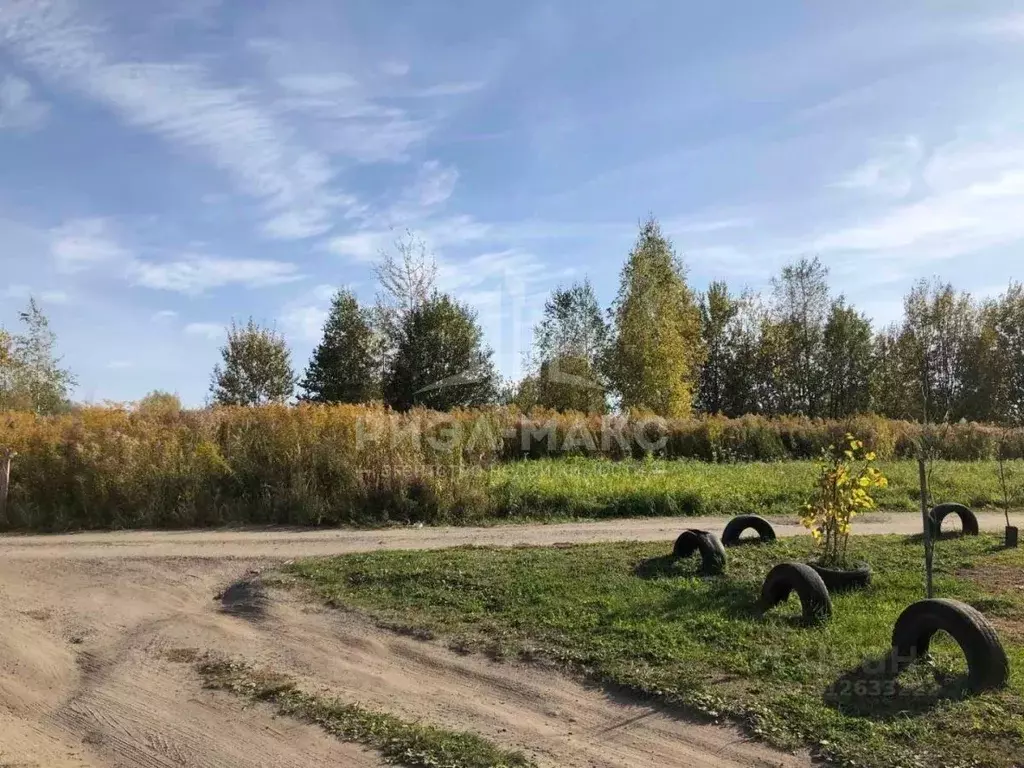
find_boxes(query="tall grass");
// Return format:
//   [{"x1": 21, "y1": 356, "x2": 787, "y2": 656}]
[
  {"x1": 489, "y1": 457, "x2": 1024, "y2": 519},
  {"x1": 0, "y1": 404, "x2": 1021, "y2": 531}
]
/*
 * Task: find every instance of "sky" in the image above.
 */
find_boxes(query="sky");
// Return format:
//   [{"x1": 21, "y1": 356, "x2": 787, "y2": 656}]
[{"x1": 2, "y1": 1, "x2": 1024, "y2": 406}]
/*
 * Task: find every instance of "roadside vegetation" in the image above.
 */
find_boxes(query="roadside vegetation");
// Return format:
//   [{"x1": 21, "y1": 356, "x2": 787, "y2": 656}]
[
  {"x1": 1, "y1": 398, "x2": 1021, "y2": 531},
  {"x1": 281, "y1": 534, "x2": 1024, "y2": 768},
  {"x1": 197, "y1": 657, "x2": 535, "y2": 768}
]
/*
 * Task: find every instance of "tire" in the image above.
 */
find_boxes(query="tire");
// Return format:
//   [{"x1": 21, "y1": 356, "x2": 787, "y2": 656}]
[
  {"x1": 809, "y1": 561, "x2": 872, "y2": 592},
  {"x1": 759, "y1": 562, "x2": 832, "y2": 623},
  {"x1": 721, "y1": 514, "x2": 776, "y2": 547},
  {"x1": 929, "y1": 503, "x2": 980, "y2": 537},
  {"x1": 891, "y1": 598, "x2": 1009, "y2": 692},
  {"x1": 672, "y1": 530, "x2": 727, "y2": 575}
]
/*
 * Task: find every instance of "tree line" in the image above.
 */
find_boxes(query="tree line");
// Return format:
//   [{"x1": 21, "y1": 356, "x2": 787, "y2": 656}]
[
  {"x1": 3, "y1": 215, "x2": 1022, "y2": 426},
  {"x1": 209, "y1": 216, "x2": 1024, "y2": 426}
]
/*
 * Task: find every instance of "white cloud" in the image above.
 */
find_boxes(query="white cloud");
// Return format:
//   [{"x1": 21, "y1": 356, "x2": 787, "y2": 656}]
[
  {"x1": 325, "y1": 214, "x2": 494, "y2": 265},
  {"x1": 410, "y1": 81, "x2": 485, "y2": 98},
  {"x1": 252, "y1": 40, "x2": 439, "y2": 165},
  {"x1": 152, "y1": 309, "x2": 178, "y2": 321},
  {"x1": 0, "y1": 74, "x2": 49, "y2": 130},
  {"x1": 812, "y1": 133, "x2": 1024, "y2": 264},
  {"x1": 325, "y1": 230, "x2": 389, "y2": 263},
  {"x1": 262, "y1": 208, "x2": 336, "y2": 240},
  {"x1": 50, "y1": 218, "x2": 127, "y2": 274},
  {"x1": 832, "y1": 137, "x2": 923, "y2": 198},
  {"x1": 405, "y1": 161, "x2": 459, "y2": 209},
  {"x1": 277, "y1": 73, "x2": 357, "y2": 95},
  {"x1": 279, "y1": 284, "x2": 345, "y2": 342},
  {"x1": 184, "y1": 322, "x2": 224, "y2": 340},
  {"x1": 131, "y1": 255, "x2": 302, "y2": 294},
  {"x1": 280, "y1": 303, "x2": 328, "y2": 342},
  {"x1": 3, "y1": 284, "x2": 70, "y2": 304},
  {"x1": 311, "y1": 283, "x2": 339, "y2": 301},
  {"x1": 1, "y1": 3, "x2": 344, "y2": 241},
  {"x1": 380, "y1": 60, "x2": 410, "y2": 77}
]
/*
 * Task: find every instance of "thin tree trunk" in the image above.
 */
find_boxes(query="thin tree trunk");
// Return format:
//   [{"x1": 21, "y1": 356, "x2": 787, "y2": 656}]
[
  {"x1": 918, "y1": 455, "x2": 934, "y2": 599},
  {"x1": 998, "y1": 442, "x2": 1012, "y2": 528}
]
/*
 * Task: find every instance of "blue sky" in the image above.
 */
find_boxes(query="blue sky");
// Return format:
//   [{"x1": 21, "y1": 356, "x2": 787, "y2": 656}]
[{"x1": 2, "y1": 1, "x2": 1024, "y2": 405}]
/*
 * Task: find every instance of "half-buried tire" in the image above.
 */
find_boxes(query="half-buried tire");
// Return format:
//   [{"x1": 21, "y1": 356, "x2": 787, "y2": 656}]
[
  {"x1": 809, "y1": 561, "x2": 872, "y2": 592},
  {"x1": 891, "y1": 598, "x2": 1009, "y2": 692},
  {"x1": 672, "y1": 530, "x2": 727, "y2": 575},
  {"x1": 929, "y1": 503, "x2": 980, "y2": 537},
  {"x1": 759, "y1": 562, "x2": 832, "y2": 624},
  {"x1": 721, "y1": 514, "x2": 776, "y2": 547}
]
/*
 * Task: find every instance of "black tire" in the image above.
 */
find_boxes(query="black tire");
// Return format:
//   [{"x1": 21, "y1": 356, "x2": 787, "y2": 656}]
[
  {"x1": 891, "y1": 598, "x2": 1009, "y2": 692},
  {"x1": 672, "y1": 530, "x2": 727, "y2": 575},
  {"x1": 929, "y1": 503, "x2": 980, "y2": 537},
  {"x1": 721, "y1": 514, "x2": 776, "y2": 547},
  {"x1": 809, "y1": 561, "x2": 872, "y2": 592},
  {"x1": 759, "y1": 562, "x2": 832, "y2": 623}
]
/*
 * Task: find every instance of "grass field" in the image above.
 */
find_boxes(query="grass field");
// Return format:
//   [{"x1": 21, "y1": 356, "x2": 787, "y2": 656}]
[
  {"x1": 486, "y1": 457, "x2": 1024, "y2": 519},
  {"x1": 282, "y1": 534, "x2": 1024, "y2": 768}
]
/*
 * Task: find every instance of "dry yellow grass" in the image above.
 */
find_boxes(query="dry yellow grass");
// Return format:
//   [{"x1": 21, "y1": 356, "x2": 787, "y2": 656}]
[{"x1": 0, "y1": 404, "x2": 1020, "y2": 531}]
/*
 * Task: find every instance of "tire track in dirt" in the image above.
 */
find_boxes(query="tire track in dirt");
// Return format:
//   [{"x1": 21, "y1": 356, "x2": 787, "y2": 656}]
[{"x1": 0, "y1": 549, "x2": 811, "y2": 768}]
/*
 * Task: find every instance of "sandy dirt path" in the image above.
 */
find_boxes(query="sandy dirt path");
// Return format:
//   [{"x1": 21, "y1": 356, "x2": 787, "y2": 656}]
[
  {"x1": 1, "y1": 511, "x2": 1000, "y2": 768},
  {"x1": 0, "y1": 510, "x2": 1009, "y2": 560}
]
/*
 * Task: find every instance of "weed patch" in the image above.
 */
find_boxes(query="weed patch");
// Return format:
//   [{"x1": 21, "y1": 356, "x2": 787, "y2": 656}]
[{"x1": 197, "y1": 657, "x2": 535, "y2": 768}]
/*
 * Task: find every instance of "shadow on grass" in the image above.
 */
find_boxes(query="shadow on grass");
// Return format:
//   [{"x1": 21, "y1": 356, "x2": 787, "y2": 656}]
[
  {"x1": 904, "y1": 531, "x2": 984, "y2": 544},
  {"x1": 633, "y1": 554, "x2": 686, "y2": 580},
  {"x1": 633, "y1": 558, "x2": 819, "y2": 624},
  {"x1": 823, "y1": 651, "x2": 970, "y2": 720},
  {"x1": 659, "y1": 578, "x2": 764, "y2": 622}
]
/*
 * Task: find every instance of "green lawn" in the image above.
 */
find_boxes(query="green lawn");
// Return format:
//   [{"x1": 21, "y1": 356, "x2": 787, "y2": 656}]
[
  {"x1": 282, "y1": 534, "x2": 1024, "y2": 768},
  {"x1": 484, "y1": 458, "x2": 1024, "y2": 519}
]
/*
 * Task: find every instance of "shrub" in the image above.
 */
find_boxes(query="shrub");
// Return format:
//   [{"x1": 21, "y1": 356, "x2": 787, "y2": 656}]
[{"x1": 800, "y1": 434, "x2": 888, "y2": 567}]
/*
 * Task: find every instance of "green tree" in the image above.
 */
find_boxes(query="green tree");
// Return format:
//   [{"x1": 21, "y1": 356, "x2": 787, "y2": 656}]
[
  {"x1": 721, "y1": 292, "x2": 767, "y2": 417},
  {"x1": 821, "y1": 299, "x2": 875, "y2": 417},
  {"x1": 768, "y1": 256, "x2": 831, "y2": 416},
  {"x1": 870, "y1": 323, "x2": 914, "y2": 419},
  {"x1": 210, "y1": 319, "x2": 296, "y2": 406},
  {"x1": 136, "y1": 390, "x2": 182, "y2": 415},
  {"x1": 898, "y1": 280, "x2": 979, "y2": 422},
  {"x1": 299, "y1": 290, "x2": 379, "y2": 404},
  {"x1": 536, "y1": 354, "x2": 606, "y2": 413},
  {"x1": 383, "y1": 295, "x2": 498, "y2": 411},
  {"x1": 971, "y1": 283, "x2": 1024, "y2": 423},
  {"x1": 0, "y1": 298, "x2": 75, "y2": 414},
  {"x1": 530, "y1": 280, "x2": 608, "y2": 413},
  {"x1": 697, "y1": 281, "x2": 740, "y2": 414},
  {"x1": 606, "y1": 217, "x2": 705, "y2": 417},
  {"x1": 505, "y1": 374, "x2": 540, "y2": 411}
]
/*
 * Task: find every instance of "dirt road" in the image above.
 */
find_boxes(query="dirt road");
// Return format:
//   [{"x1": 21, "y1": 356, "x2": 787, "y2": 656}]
[
  {"x1": 0, "y1": 512, "x2": 999, "y2": 768},
  {"x1": 0, "y1": 509, "x2": 1007, "y2": 560}
]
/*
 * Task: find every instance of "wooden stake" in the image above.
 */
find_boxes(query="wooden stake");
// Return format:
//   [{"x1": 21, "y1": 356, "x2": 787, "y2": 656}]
[
  {"x1": 918, "y1": 455, "x2": 934, "y2": 599},
  {"x1": 0, "y1": 447, "x2": 16, "y2": 527}
]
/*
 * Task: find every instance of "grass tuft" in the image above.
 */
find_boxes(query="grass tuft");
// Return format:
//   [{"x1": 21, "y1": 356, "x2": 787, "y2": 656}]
[{"x1": 197, "y1": 657, "x2": 535, "y2": 768}]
